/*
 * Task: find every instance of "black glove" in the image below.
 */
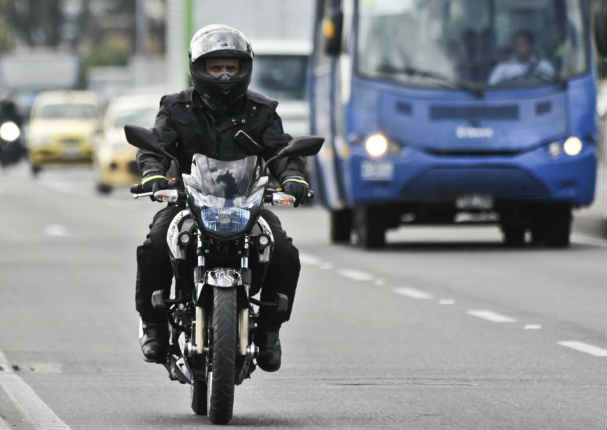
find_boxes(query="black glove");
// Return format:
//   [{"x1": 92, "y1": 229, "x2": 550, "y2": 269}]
[
  {"x1": 141, "y1": 174, "x2": 169, "y2": 200},
  {"x1": 281, "y1": 176, "x2": 310, "y2": 207}
]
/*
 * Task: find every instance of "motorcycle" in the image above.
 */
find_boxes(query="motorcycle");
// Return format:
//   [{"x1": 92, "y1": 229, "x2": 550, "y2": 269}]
[{"x1": 124, "y1": 125, "x2": 323, "y2": 425}]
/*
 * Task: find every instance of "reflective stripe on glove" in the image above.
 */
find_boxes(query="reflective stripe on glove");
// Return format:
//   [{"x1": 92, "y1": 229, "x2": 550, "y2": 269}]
[
  {"x1": 281, "y1": 176, "x2": 310, "y2": 207},
  {"x1": 141, "y1": 174, "x2": 169, "y2": 200}
]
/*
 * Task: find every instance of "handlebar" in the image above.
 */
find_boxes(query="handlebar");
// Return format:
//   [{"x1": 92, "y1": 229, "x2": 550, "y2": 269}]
[{"x1": 131, "y1": 185, "x2": 314, "y2": 206}]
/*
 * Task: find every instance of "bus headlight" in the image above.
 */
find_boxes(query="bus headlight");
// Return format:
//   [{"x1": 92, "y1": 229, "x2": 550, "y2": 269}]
[
  {"x1": 563, "y1": 136, "x2": 583, "y2": 156},
  {"x1": 364, "y1": 133, "x2": 389, "y2": 158},
  {"x1": 0, "y1": 121, "x2": 21, "y2": 142}
]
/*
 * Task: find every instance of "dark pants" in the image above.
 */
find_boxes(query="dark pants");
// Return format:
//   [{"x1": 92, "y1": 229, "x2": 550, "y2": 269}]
[{"x1": 136, "y1": 205, "x2": 301, "y2": 329}]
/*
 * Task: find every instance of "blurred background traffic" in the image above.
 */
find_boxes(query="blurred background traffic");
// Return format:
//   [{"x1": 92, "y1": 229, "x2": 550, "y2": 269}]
[
  {"x1": 0, "y1": 0, "x2": 605, "y2": 236},
  {"x1": 0, "y1": 0, "x2": 312, "y2": 193}
]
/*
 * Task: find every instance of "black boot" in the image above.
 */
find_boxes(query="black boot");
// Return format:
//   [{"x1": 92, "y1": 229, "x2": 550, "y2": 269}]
[
  {"x1": 257, "y1": 328, "x2": 282, "y2": 372},
  {"x1": 139, "y1": 320, "x2": 168, "y2": 363}
]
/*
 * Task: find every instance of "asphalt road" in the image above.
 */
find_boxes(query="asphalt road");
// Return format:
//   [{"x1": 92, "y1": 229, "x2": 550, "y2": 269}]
[{"x1": 0, "y1": 164, "x2": 605, "y2": 430}]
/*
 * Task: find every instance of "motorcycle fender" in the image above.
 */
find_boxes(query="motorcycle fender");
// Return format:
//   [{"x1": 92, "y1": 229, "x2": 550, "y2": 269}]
[
  {"x1": 196, "y1": 268, "x2": 241, "y2": 304},
  {"x1": 204, "y1": 268, "x2": 242, "y2": 288},
  {"x1": 166, "y1": 209, "x2": 191, "y2": 260}
]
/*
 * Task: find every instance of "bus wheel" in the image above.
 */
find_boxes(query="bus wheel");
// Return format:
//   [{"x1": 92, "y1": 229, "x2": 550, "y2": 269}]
[
  {"x1": 501, "y1": 225, "x2": 526, "y2": 247},
  {"x1": 543, "y1": 205, "x2": 571, "y2": 248},
  {"x1": 354, "y1": 206, "x2": 385, "y2": 249},
  {"x1": 330, "y1": 209, "x2": 352, "y2": 244}
]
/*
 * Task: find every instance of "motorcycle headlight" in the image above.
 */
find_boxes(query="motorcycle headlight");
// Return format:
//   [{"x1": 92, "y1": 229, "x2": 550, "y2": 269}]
[
  {"x1": 200, "y1": 207, "x2": 251, "y2": 235},
  {"x1": 0, "y1": 122, "x2": 21, "y2": 142}
]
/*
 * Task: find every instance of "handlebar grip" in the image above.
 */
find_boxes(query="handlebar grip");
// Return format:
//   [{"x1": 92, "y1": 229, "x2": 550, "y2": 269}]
[{"x1": 130, "y1": 183, "x2": 143, "y2": 194}]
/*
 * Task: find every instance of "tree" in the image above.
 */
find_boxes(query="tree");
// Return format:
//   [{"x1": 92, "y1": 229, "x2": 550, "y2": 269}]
[{"x1": 0, "y1": 0, "x2": 65, "y2": 47}]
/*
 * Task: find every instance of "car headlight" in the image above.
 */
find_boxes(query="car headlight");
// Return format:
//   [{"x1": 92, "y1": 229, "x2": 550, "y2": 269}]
[
  {"x1": 200, "y1": 207, "x2": 251, "y2": 235},
  {"x1": 364, "y1": 133, "x2": 389, "y2": 158},
  {"x1": 0, "y1": 122, "x2": 21, "y2": 142},
  {"x1": 563, "y1": 136, "x2": 583, "y2": 156}
]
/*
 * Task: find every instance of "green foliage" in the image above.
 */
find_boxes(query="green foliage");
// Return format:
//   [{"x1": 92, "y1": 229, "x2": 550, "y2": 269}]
[{"x1": 84, "y1": 34, "x2": 132, "y2": 67}]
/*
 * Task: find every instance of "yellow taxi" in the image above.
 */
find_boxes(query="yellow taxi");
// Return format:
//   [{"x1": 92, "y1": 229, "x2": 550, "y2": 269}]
[
  {"x1": 93, "y1": 94, "x2": 159, "y2": 194},
  {"x1": 27, "y1": 91, "x2": 100, "y2": 175}
]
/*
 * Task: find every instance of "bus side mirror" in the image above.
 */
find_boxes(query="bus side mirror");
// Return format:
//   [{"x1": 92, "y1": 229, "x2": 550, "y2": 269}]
[
  {"x1": 323, "y1": 12, "x2": 343, "y2": 56},
  {"x1": 594, "y1": 10, "x2": 607, "y2": 58}
]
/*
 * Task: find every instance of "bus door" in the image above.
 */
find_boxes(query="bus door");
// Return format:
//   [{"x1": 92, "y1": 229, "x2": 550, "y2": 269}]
[{"x1": 311, "y1": 0, "x2": 347, "y2": 210}]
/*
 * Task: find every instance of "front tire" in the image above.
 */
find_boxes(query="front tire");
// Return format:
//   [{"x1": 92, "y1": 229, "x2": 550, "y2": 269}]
[
  {"x1": 96, "y1": 182, "x2": 113, "y2": 195},
  {"x1": 330, "y1": 209, "x2": 352, "y2": 243},
  {"x1": 30, "y1": 164, "x2": 41, "y2": 177},
  {"x1": 543, "y1": 205, "x2": 571, "y2": 248},
  {"x1": 209, "y1": 288, "x2": 237, "y2": 425},
  {"x1": 354, "y1": 206, "x2": 386, "y2": 249}
]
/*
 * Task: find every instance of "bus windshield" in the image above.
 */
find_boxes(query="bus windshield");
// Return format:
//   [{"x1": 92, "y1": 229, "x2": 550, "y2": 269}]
[{"x1": 357, "y1": 0, "x2": 588, "y2": 89}]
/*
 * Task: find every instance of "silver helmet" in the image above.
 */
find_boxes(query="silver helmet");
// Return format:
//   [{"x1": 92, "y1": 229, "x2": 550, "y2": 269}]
[{"x1": 189, "y1": 24, "x2": 254, "y2": 112}]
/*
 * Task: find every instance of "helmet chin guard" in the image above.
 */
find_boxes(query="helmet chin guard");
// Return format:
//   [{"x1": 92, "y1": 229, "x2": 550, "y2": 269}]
[{"x1": 189, "y1": 24, "x2": 254, "y2": 112}]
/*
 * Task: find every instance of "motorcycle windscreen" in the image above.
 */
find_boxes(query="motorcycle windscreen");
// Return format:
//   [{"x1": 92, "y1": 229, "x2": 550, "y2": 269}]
[
  {"x1": 186, "y1": 154, "x2": 259, "y2": 199},
  {"x1": 183, "y1": 154, "x2": 267, "y2": 235}
]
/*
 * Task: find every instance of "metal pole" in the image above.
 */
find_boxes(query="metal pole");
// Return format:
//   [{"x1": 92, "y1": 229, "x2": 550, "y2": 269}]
[
  {"x1": 135, "y1": 0, "x2": 149, "y2": 55},
  {"x1": 184, "y1": 0, "x2": 194, "y2": 85}
]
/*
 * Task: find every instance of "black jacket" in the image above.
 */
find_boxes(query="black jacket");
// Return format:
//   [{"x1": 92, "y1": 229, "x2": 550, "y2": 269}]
[{"x1": 136, "y1": 88, "x2": 305, "y2": 182}]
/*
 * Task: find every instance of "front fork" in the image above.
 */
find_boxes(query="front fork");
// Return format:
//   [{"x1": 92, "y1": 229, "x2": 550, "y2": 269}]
[{"x1": 192, "y1": 235, "x2": 255, "y2": 358}]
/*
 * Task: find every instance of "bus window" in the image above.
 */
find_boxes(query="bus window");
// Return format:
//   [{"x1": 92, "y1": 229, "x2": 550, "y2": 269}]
[{"x1": 355, "y1": 0, "x2": 589, "y2": 88}]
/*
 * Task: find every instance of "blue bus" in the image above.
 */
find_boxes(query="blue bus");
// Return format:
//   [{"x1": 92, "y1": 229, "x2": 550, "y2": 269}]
[{"x1": 309, "y1": 0, "x2": 605, "y2": 248}]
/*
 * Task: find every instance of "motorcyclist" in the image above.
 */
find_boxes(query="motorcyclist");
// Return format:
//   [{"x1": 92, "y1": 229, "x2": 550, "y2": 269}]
[
  {"x1": 135, "y1": 24, "x2": 310, "y2": 372},
  {"x1": 0, "y1": 97, "x2": 25, "y2": 166}
]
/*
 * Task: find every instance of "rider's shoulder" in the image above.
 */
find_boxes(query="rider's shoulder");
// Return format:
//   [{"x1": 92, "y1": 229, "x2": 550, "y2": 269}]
[
  {"x1": 159, "y1": 88, "x2": 194, "y2": 108},
  {"x1": 247, "y1": 90, "x2": 279, "y2": 111}
]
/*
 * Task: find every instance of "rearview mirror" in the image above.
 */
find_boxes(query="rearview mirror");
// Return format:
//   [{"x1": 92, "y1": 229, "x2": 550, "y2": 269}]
[
  {"x1": 277, "y1": 136, "x2": 325, "y2": 158},
  {"x1": 322, "y1": 12, "x2": 343, "y2": 57},
  {"x1": 124, "y1": 125, "x2": 163, "y2": 153},
  {"x1": 595, "y1": 10, "x2": 607, "y2": 58}
]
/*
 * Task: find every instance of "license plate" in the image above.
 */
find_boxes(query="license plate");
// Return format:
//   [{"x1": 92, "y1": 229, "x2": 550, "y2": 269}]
[
  {"x1": 61, "y1": 146, "x2": 82, "y2": 158},
  {"x1": 361, "y1": 161, "x2": 394, "y2": 181},
  {"x1": 456, "y1": 194, "x2": 493, "y2": 210}
]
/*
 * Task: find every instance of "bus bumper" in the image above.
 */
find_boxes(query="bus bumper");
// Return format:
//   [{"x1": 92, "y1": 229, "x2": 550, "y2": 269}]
[{"x1": 349, "y1": 141, "x2": 597, "y2": 207}]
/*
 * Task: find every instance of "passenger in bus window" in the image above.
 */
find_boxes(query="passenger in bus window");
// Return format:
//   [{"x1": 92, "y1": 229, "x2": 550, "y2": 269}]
[{"x1": 488, "y1": 30, "x2": 555, "y2": 85}]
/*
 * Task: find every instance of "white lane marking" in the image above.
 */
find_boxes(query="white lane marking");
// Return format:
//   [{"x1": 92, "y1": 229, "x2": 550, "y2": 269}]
[
  {"x1": 336, "y1": 269, "x2": 374, "y2": 282},
  {"x1": 0, "y1": 415, "x2": 10, "y2": 430},
  {"x1": 0, "y1": 349, "x2": 71, "y2": 430},
  {"x1": 439, "y1": 299, "x2": 455, "y2": 305},
  {"x1": 571, "y1": 234, "x2": 607, "y2": 248},
  {"x1": 374, "y1": 279, "x2": 385, "y2": 286},
  {"x1": 44, "y1": 225, "x2": 70, "y2": 237},
  {"x1": 393, "y1": 287, "x2": 433, "y2": 300},
  {"x1": 0, "y1": 416, "x2": 10, "y2": 430},
  {"x1": 299, "y1": 253, "x2": 322, "y2": 266},
  {"x1": 466, "y1": 309, "x2": 517, "y2": 323},
  {"x1": 557, "y1": 341, "x2": 607, "y2": 357},
  {"x1": 43, "y1": 181, "x2": 76, "y2": 194},
  {"x1": 319, "y1": 263, "x2": 333, "y2": 270},
  {"x1": 523, "y1": 324, "x2": 542, "y2": 330}
]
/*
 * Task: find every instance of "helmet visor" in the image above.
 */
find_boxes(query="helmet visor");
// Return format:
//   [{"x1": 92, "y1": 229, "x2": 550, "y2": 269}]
[{"x1": 191, "y1": 57, "x2": 252, "y2": 81}]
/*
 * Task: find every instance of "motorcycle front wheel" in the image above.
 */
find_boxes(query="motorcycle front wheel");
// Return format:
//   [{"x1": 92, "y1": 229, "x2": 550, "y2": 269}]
[{"x1": 208, "y1": 287, "x2": 237, "y2": 425}]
